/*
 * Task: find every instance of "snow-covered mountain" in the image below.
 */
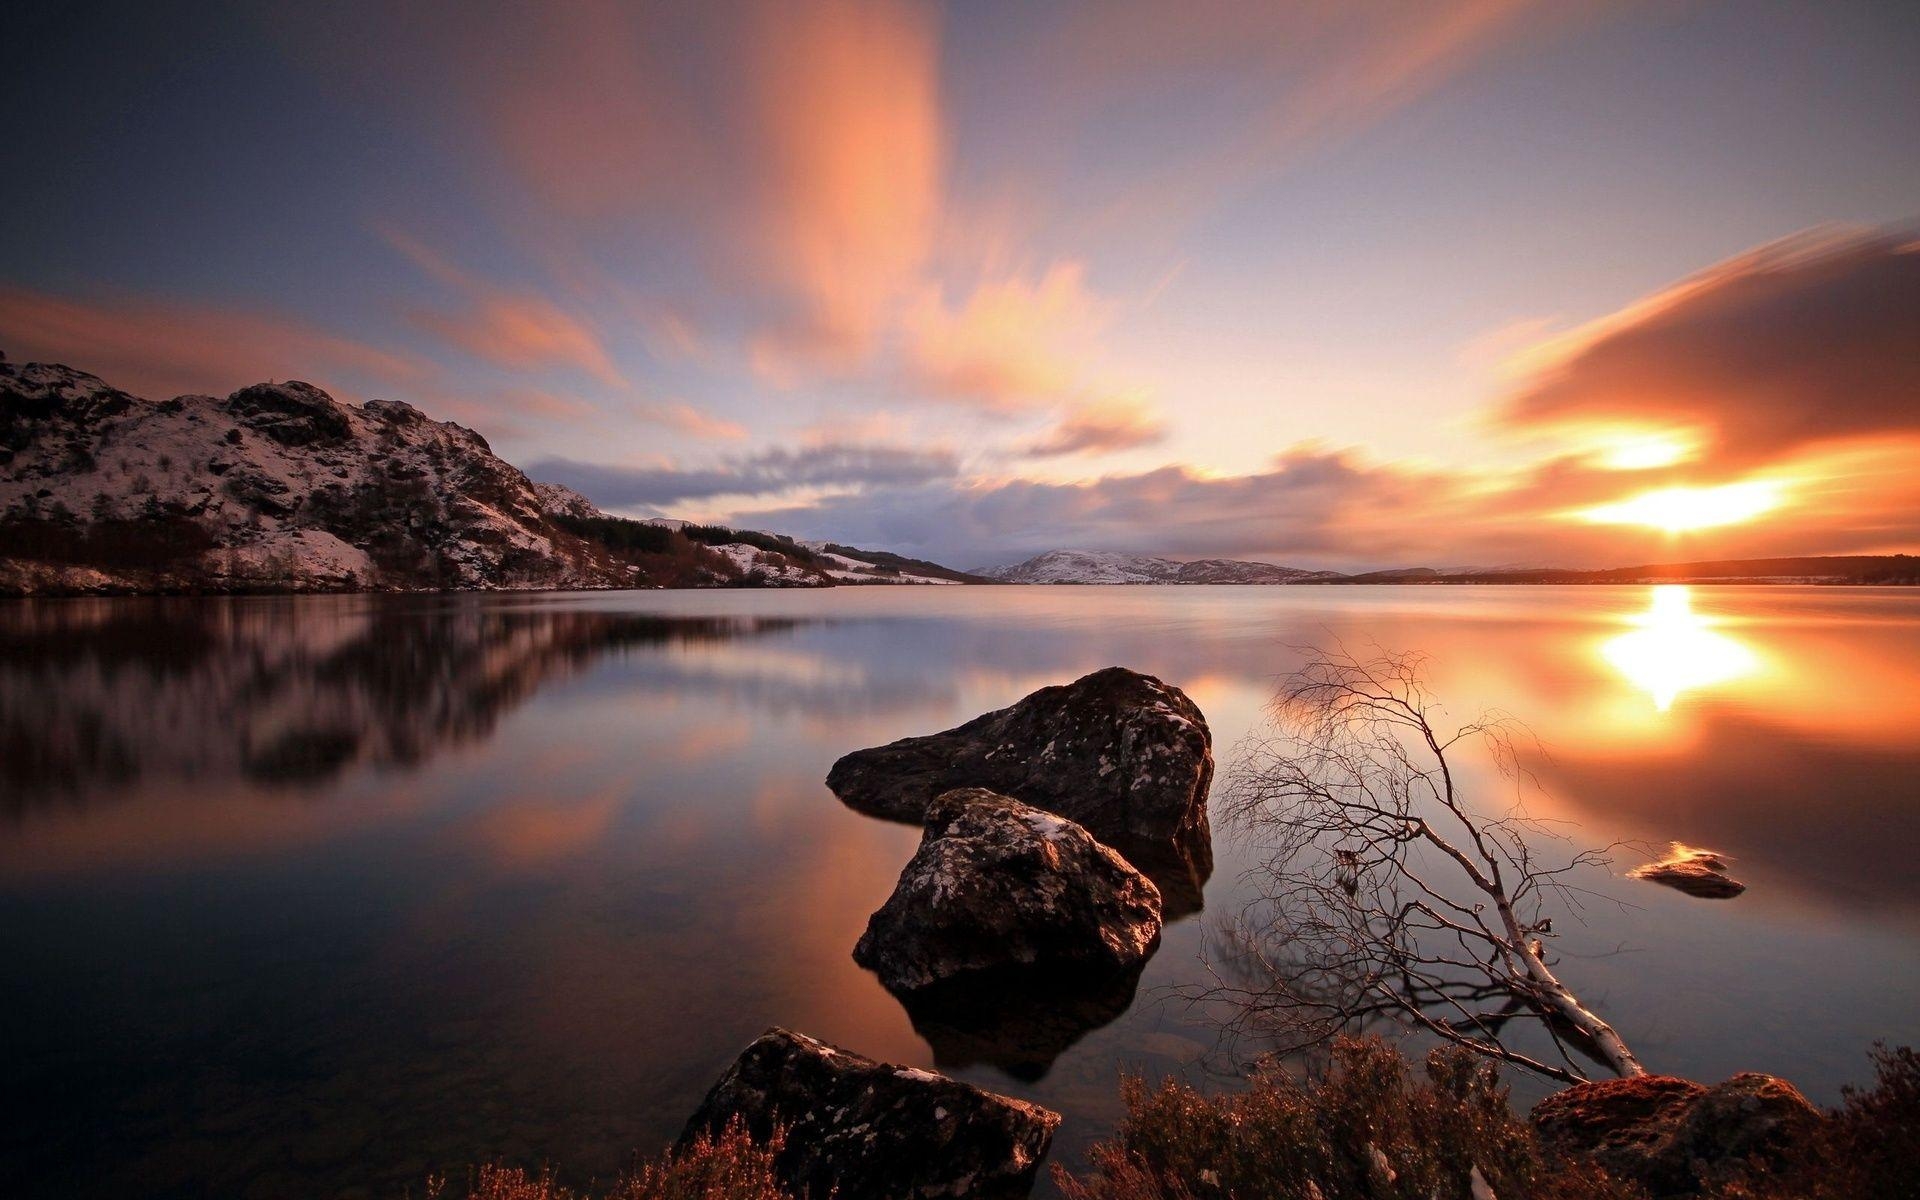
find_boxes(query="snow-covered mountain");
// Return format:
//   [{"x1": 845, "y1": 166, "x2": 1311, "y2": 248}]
[
  {"x1": 979, "y1": 548, "x2": 1342, "y2": 584},
  {"x1": 0, "y1": 355, "x2": 969, "y2": 595}
]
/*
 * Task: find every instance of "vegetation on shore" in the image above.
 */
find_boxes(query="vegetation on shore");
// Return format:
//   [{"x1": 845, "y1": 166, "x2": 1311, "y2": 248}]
[
  {"x1": 1056, "y1": 1038, "x2": 1635, "y2": 1200},
  {"x1": 1052, "y1": 1037, "x2": 1920, "y2": 1200},
  {"x1": 423, "y1": 1120, "x2": 792, "y2": 1200},
  {"x1": 417, "y1": 1037, "x2": 1918, "y2": 1200}
]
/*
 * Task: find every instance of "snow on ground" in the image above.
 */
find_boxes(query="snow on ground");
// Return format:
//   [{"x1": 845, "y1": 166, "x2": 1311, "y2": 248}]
[
  {"x1": 708, "y1": 542, "x2": 820, "y2": 583},
  {"x1": 982, "y1": 547, "x2": 1333, "y2": 584},
  {"x1": 824, "y1": 567, "x2": 960, "y2": 585},
  {"x1": 818, "y1": 549, "x2": 960, "y2": 584},
  {"x1": 982, "y1": 549, "x2": 1181, "y2": 584}
]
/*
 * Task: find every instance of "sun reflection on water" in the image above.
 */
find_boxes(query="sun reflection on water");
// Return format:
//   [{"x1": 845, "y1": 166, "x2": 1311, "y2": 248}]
[{"x1": 1601, "y1": 585, "x2": 1759, "y2": 712}]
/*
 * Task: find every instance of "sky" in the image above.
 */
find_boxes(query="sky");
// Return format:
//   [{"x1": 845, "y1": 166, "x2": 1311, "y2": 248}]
[{"x1": 3, "y1": 0, "x2": 1917, "y2": 570}]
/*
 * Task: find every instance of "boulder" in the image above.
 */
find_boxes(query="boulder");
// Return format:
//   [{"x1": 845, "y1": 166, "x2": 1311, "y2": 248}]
[
  {"x1": 224, "y1": 381, "x2": 353, "y2": 447},
  {"x1": 826, "y1": 666, "x2": 1213, "y2": 851},
  {"x1": 678, "y1": 1027, "x2": 1060, "y2": 1200},
  {"x1": 854, "y1": 788, "x2": 1164, "y2": 994},
  {"x1": 1532, "y1": 1071, "x2": 1819, "y2": 1196},
  {"x1": 1677, "y1": 1073, "x2": 1822, "y2": 1174}
]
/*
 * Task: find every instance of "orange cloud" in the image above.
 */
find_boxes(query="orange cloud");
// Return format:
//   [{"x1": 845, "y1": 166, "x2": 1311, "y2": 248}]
[
  {"x1": 1502, "y1": 230, "x2": 1920, "y2": 472},
  {"x1": 902, "y1": 262, "x2": 1114, "y2": 411},
  {"x1": 385, "y1": 229, "x2": 626, "y2": 386},
  {"x1": 743, "y1": 0, "x2": 945, "y2": 377},
  {"x1": 639, "y1": 400, "x2": 748, "y2": 441},
  {"x1": 1027, "y1": 398, "x2": 1168, "y2": 458},
  {"x1": 0, "y1": 285, "x2": 430, "y2": 401}
]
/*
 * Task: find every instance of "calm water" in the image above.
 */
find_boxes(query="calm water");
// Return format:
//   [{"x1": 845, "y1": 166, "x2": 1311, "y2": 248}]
[{"x1": 3, "y1": 585, "x2": 1918, "y2": 1198}]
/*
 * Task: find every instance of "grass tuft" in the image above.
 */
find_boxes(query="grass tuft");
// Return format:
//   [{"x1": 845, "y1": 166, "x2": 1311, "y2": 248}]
[{"x1": 421, "y1": 1119, "x2": 795, "y2": 1200}]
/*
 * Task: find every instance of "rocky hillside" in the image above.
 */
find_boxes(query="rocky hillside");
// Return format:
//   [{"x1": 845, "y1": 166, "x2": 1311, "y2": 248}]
[
  {"x1": 0, "y1": 356, "x2": 965, "y2": 595},
  {"x1": 979, "y1": 548, "x2": 1339, "y2": 584}
]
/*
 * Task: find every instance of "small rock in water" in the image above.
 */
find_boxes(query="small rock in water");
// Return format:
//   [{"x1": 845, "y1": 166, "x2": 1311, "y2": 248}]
[
  {"x1": 678, "y1": 1027, "x2": 1060, "y2": 1200},
  {"x1": 1628, "y1": 842, "x2": 1746, "y2": 899}
]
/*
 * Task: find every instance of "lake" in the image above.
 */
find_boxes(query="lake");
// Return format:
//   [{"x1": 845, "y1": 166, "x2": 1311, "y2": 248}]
[{"x1": 3, "y1": 584, "x2": 1918, "y2": 1198}]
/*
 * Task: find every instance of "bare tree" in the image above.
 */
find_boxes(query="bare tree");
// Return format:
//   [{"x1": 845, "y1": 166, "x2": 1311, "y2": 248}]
[{"x1": 1204, "y1": 647, "x2": 1645, "y2": 1084}]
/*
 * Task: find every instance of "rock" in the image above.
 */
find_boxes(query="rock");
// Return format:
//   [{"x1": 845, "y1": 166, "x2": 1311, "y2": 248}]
[
  {"x1": 533, "y1": 480, "x2": 601, "y2": 520},
  {"x1": 827, "y1": 665, "x2": 1213, "y2": 850},
  {"x1": 1532, "y1": 1071, "x2": 1819, "y2": 1196},
  {"x1": 855, "y1": 788, "x2": 1164, "y2": 994},
  {"x1": 1675, "y1": 1073, "x2": 1821, "y2": 1178},
  {"x1": 1533, "y1": 1074, "x2": 1706, "y2": 1194},
  {"x1": 1628, "y1": 843, "x2": 1747, "y2": 899},
  {"x1": 224, "y1": 381, "x2": 353, "y2": 447},
  {"x1": 678, "y1": 1027, "x2": 1060, "y2": 1200}
]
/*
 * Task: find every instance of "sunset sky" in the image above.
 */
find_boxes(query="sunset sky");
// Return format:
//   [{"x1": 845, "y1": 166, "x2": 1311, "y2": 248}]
[{"x1": 4, "y1": 1, "x2": 1917, "y2": 569}]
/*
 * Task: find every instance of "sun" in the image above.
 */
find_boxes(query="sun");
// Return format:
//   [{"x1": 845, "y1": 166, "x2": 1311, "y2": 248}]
[{"x1": 1577, "y1": 481, "x2": 1784, "y2": 533}]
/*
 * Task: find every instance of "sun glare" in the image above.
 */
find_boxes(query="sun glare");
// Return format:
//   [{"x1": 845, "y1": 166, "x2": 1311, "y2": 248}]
[
  {"x1": 1594, "y1": 433, "x2": 1695, "y2": 471},
  {"x1": 1600, "y1": 585, "x2": 1759, "y2": 711},
  {"x1": 1578, "y1": 481, "x2": 1784, "y2": 533}
]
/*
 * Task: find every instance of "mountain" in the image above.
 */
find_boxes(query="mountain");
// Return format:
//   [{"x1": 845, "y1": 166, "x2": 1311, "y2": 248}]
[
  {"x1": 0, "y1": 356, "x2": 971, "y2": 595},
  {"x1": 978, "y1": 547, "x2": 1919, "y2": 587},
  {"x1": 979, "y1": 548, "x2": 1339, "y2": 584}
]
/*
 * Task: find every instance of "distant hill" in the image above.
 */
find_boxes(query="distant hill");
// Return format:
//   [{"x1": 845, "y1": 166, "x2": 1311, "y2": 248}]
[
  {"x1": 1340, "y1": 555, "x2": 1920, "y2": 585},
  {"x1": 979, "y1": 548, "x2": 1919, "y2": 586},
  {"x1": 0, "y1": 356, "x2": 978, "y2": 595},
  {"x1": 978, "y1": 548, "x2": 1340, "y2": 585},
  {"x1": 805, "y1": 541, "x2": 994, "y2": 584}
]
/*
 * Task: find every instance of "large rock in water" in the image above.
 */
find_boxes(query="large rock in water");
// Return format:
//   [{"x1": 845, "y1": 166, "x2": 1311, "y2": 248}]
[
  {"x1": 678, "y1": 1027, "x2": 1060, "y2": 1200},
  {"x1": 826, "y1": 666, "x2": 1213, "y2": 849},
  {"x1": 854, "y1": 788, "x2": 1163, "y2": 994},
  {"x1": 1532, "y1": 1071, "x2": 1820, "y2": 1196}
]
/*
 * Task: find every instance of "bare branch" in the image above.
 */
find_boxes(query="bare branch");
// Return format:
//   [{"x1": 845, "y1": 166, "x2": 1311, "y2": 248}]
[{"x1": 1196, "y1": 646, "x2": 1647, "y2": 1083}]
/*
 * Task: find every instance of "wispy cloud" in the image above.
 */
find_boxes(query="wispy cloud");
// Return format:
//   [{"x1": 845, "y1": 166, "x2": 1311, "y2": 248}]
[
  {"x1": 742, "y1": 0, "x2": 945, "y2": 378},
  {"x1": 637, "y1": 401, "x2": 748, "y2": 441},
  {"x1": 902, "y1": 262, "x2": 1114, "y2": 412},
  {"x1": 1045, "y1": 0, "x2": 1550, "y2": 234},
  {"x1": 1026, "y1": 398, "x2": 1168, "y2": 457},
  {"x1": 530, "y1": 441, "x2": 960, "y2": 509},
  {"x1": 0, "y1": 285, "x2": 431, "y2": 401},
  {"x1": 384, "y1": 229, "x2": 626, "y2": 387}
]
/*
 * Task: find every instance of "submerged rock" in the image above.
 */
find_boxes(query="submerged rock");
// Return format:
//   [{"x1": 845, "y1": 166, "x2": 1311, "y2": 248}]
[
  {"x1": 678, "y1": 1027, "x2": 1060, "y2": 1200},
  {"x1": 826, "y1": 666, "x2": 1213, "y2": 849},
  {"x1": 1532, "y1": 1071, "x2": 1818, "y2": 1196},
  {"x1": 854, "y1": 788, "x2": 1164, "y2": 994},
  {"x1": 1629, "y1": 843, "x2": 1747, "y2": 899}
]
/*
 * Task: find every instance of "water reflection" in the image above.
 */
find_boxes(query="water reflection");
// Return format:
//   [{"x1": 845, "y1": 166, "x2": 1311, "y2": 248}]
[
  {"x1": 0, "y1": 597, "x2": 811, "y2": 811},
  {"x1": 895, "y1": 964, "x2": 1148, "y2": 1082},
  {"x1": 1, "y1": 586, "x2": 1917, "y2": 1199},
  {"x1": 1600, "y1": 585, "x2": 1760, "y2": 711}
]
